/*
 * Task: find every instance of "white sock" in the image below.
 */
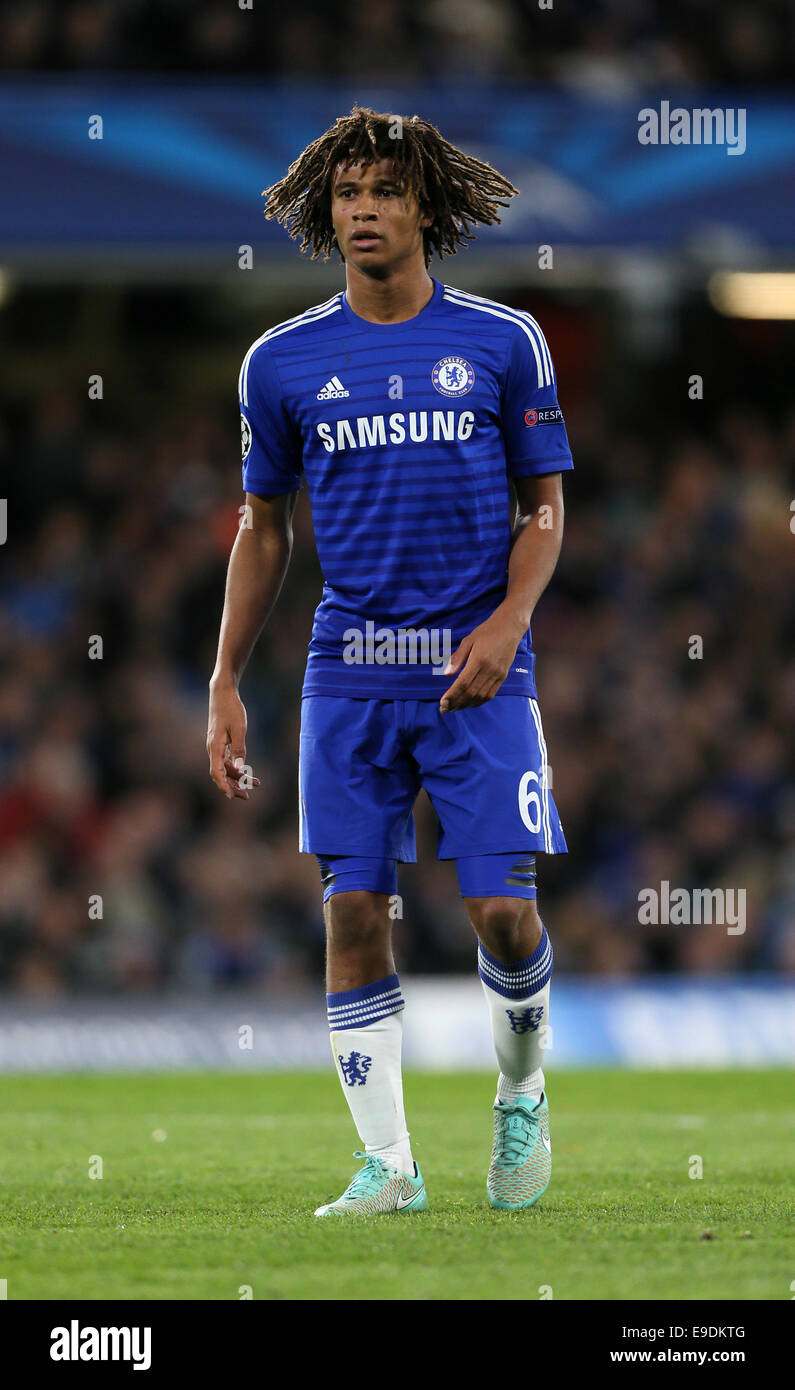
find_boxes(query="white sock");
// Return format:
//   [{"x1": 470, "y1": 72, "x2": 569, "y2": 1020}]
[
  {"x1": 478, "y1": 925, "x2": 553, "y2": 1106},
  {"x1": 496, "y1": 1067, "x2": 545, "y2": 1105},
  {"x1": 327, "y1": 973, "x2": 414, "y2": 1176}
]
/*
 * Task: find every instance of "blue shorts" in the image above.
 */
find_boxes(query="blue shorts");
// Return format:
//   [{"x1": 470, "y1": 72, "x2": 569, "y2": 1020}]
[
  {"x1": 299, "y1": 696, "x2": 567, "y2": 893},
  {"x1": 316, "y1": 851, "x2": 540, "y2": 903}
]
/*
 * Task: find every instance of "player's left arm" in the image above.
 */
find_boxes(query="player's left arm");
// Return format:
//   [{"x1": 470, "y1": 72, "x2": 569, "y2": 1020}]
[
  {"x1": 439, "y1": 472, "x2": 564, "y2": 712},
  {"x1": 441, "y1": 315, "x2": 572, "y2": 712}
]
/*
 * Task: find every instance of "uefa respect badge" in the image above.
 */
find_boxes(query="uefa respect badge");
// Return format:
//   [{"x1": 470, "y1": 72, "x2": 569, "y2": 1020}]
[{"x1": 432, "y1": 356, "x2": 475, "y2": 397}]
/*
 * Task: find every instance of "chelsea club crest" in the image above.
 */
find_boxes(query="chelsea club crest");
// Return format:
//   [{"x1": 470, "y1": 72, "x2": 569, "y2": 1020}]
[{"x1": 432, "y1": 355, "x2": 475, "y2": 397}]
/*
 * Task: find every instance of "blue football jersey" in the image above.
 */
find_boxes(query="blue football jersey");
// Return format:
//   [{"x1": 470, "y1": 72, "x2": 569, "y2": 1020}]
[{"x1": 238, "y1": 277, "x2": 573, "y2": 698}]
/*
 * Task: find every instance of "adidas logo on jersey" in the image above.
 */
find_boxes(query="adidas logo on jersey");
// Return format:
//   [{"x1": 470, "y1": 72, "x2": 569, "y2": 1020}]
[{"x1": 317, "y1": 376, "x2": 350, "y2": 400}]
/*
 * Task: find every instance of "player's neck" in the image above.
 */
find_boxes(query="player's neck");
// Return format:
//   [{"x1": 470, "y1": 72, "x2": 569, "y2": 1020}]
[{"x1": 343, "y1": 257, "x2": 434, "y2": 325}]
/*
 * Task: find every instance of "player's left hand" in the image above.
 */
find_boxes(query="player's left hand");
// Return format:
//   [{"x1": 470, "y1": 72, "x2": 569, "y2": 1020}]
[{"x1": 439, "y1": 608, "x2": 525, "y2": 712}]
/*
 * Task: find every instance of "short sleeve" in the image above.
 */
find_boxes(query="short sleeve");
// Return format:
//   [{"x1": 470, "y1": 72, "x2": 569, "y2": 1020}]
[
  {"x1": 238, "y1": 340, "x2": 303, "y2": 495},
  {"x1": 501, "y1": 320, "x2": 574, "y2": 478}
]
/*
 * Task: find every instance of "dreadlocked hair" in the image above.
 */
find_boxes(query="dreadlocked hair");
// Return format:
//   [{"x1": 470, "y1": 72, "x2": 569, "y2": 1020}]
[{"x1": 263, "y1": 105, "x2": 519, "y2": 264}]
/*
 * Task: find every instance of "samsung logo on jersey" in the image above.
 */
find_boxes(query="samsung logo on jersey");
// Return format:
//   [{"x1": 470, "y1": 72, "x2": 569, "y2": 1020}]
[{"x1": 316, "y1": 410, "x2": 475, "y2": 454}]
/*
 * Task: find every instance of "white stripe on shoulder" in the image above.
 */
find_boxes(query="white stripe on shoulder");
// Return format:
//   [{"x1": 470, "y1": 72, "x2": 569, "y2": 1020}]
[
  {"x1": 239, "y1": 295, "x2": 343, "y2": 406},
  {"x1": 509, "y1": 307, "x2": 554, "y2": 385},
  {"x1": 443, "y1": 286, "x2": 553, "y2": 388},
  {"x1": 240, "y1": 308, "x2": 321, "y2": 400}
]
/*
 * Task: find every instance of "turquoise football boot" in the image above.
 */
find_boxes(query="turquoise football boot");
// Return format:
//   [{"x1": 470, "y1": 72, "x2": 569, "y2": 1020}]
[
  {"x1": 487, "y1": 1092, "x2": 551, "y2": 1209},
  {"x1": 315, "y1": 1152, "x2": 428, "y2": 1217}
]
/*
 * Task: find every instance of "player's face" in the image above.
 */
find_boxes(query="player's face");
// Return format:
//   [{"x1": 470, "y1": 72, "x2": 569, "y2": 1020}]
[{"x1": 331, "y1": 158, "x2": 431, "y2": 274}]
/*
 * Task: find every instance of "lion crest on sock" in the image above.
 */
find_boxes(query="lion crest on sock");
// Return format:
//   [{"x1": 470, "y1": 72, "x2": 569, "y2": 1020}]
[
  {"x1": 505, "y1": 1006, "x2": 544, "y2": 1035},
  {"x1": 339, "y1": 1050, "x2": 373, "y2": 1086}
]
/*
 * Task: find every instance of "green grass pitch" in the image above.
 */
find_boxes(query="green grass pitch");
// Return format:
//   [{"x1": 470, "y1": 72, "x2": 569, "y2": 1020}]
[{"x1": 1, "y1": 1069, "x2": 792, "y2": 1301}]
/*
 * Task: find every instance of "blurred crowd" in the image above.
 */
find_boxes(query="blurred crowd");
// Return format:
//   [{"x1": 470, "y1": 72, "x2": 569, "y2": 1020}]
[
  {"x1": 0, "y1": 286, "x2": 793, "y2": 997},
  {"x1": 1, "y1": 0, "x2": 793, "y2": 86}
]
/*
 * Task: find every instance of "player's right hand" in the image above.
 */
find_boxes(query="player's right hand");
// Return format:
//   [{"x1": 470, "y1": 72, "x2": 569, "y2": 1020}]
[{"x1": 206, "y1": 683, "x2": 260, "y2": 801}]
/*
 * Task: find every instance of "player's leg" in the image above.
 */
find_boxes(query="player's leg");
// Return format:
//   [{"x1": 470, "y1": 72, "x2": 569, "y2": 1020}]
[
  {"x1": 323, "y1": 867, "x2": 412, "y2": 1175},
  {"x1": 297, "y1": 696, "x2": 426, "y2": 1215},
  {"x1": 410, "y1": 694, "x2": 563, "y2": 1208},
  {"x1": 462, "y1": 868, "x2": 551, "y2": 1106},
  {"x1": 315, "y1": 864, "x2": 427, "y2": 1216},
  {"x1": 461, "y1": 871, "x2": 553, "y2": 1209}
]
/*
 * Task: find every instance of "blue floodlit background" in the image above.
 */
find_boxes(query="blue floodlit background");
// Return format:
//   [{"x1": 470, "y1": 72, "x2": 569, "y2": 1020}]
[{"x1": 0, "y1": 1, "x2": 793, "y2": 1067}]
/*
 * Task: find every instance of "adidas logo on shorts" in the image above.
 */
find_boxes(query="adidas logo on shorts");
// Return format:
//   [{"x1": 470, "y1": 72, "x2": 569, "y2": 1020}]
[{"x1": 317, "y1": 376, "x2": 350, "y2": 400}]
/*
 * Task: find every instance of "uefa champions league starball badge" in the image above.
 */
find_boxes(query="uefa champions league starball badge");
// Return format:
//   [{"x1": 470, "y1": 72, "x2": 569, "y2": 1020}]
[
  {"x1": 432, "y1": 356, "x2": 475, "y2": 397},
  {"x1": 240, "y1": 413, "x2": 252, "y2": 460}
]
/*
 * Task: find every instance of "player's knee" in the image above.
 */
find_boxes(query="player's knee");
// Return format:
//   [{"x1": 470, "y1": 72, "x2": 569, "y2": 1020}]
[
  {"x1": 468, "y1": 896, "x2": 541, "y2": 959},
  {"x1": 325, "y1": 890, "x2": 390, "y2": 951}
]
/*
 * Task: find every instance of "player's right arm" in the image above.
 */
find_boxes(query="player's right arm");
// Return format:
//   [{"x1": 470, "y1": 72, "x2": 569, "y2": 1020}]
[
  {"x1": 207, "y1": 491, "x2": 297, "y2": 799},
  {"x1": 208, "y1": 339, "x2": 303, "y2": 800}
]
